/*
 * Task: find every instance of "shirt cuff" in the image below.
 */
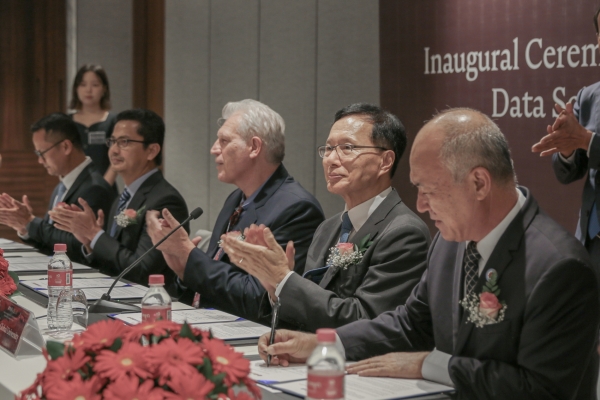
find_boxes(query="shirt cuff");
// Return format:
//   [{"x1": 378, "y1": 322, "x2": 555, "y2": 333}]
[
  {"x1": 90, "y1": 230, "x2": 104, "y2": 249},
  {"x1": 421, "y1": 349, "x2": 454, "y2": 387},
  {"x1": 17, "y1": 230, "x2": 30, "y2": 241},
  {"x1": 176, "y1": 277, "x2": 188, "y2": 291},
  {"x1": 588, "y1": 132, "x2": 597, "y2": 158},
  {"x1": 558, "y1": 150, "x2": 576, "y2": 163},
  {"x1": 334, "y1": 333, "x2": 346, "y2": 359},
  {"x1": 274, "y1": 271, "x2": 295, "y2": 298}
]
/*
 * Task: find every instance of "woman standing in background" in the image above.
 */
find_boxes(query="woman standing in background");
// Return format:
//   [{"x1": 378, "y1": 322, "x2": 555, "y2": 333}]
[{"x1": 69, "y1": 64, "x2": 117, "y2": 185}]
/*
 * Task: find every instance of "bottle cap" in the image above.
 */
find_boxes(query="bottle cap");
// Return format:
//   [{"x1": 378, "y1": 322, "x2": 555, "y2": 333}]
[
  {"x1": 149, "y1": 274, "x2": 164, "y2": 285},
  {"x1": 316, "y1": 328, "x2": 336, "y2": 343},
  {"x1": 54, "y1": 243, "x2": 67, "y2": 252}
]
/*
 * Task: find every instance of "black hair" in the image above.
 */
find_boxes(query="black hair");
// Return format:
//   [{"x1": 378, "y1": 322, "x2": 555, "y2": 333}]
[
  {"x1": 30, "y1": 113, "x2": 83, "y2": 151},
  {"x1": 69, "y1": 64, "x2": 111, "y2": 110}
]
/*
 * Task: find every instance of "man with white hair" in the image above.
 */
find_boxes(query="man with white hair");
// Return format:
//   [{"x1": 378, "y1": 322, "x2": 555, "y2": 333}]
[
  {"x1": 259, "y1": 108, "x2": 599, "y2": 399},
  {"x1": 147, "y1": 99, "x2": 324, "y2": 321}
]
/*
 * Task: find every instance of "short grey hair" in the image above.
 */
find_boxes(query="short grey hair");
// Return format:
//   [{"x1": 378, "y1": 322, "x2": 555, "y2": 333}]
[
  {"x1": 433, "y1": 108, "x2": 516, "y2": 185},
  {"x1": 221, "y1": 99, "x2": 285, "y2": 164}
]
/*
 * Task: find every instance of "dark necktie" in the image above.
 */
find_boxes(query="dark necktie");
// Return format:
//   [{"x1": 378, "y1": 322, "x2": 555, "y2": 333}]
[
  {"x1": 589, "y1": 171, "x2": 600, "y2": 239},
  {"x1": 49, "y1": 182, "x2": 67, "y2": 224},
  {"x1": 193, "y1": 200, "x2": 245, "y2": 308},
  {"x1": 463, "y1": 241, "x2": 481, "y2": 296},
  {"x1": 339, "y1": 212, "x2": 353, "y2": 243},
  {"x1": 110, "y1": 188, "x2": 131, "y2": 237}
]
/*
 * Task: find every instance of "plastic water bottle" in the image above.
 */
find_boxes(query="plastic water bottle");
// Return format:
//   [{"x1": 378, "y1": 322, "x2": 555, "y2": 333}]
[
  {"x1": 306, "y1": 328, "x2": 345, "y2": 400},
  {"x1": 47, "y1": 243, "x2": 73, "y2": 330},
  {"x1": 141, "y1": 275, "x2": 172, "y2": 322}
]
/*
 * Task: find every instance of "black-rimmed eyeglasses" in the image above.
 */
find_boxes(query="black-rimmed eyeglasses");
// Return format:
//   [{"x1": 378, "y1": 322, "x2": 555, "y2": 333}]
[
  {"x1": 34, "y1": 139, "x2": 65, "y2": 160},
  {"x1": 105, "y1": 138, "x2": 148, "y2": 148},
  {"x1": 317, "y1": 144, "x2": 389, "y2": 158}
]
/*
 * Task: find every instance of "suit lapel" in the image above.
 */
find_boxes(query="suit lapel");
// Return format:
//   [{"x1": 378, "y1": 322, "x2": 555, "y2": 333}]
[
  {"x1": 318, "y1": 190, "x2": 401, "y2": 288},
  {"x1": 454, "y1": 187, "x2": 536, "y2": 355},
  {"x1": 62, "y1": 165, "x2": 91, "y2": 205},
  {"x1": 113, "y1": 171, "x2": 161, "y2": 239},
  {"x1": 452, "y1": 242, "x2": 466, "y2": 352}
]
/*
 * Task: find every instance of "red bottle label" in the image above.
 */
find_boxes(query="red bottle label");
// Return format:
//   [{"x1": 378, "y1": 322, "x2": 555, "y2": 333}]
[
  {"x1": 47, "y1": 269, "x2": 73, "y2": 287},
  {"x1": 141, "y1": 305, "x2": 171, "y2": 322},
  {"x1": 307, "y1": 371, "x2": 344, "y2": 399}
]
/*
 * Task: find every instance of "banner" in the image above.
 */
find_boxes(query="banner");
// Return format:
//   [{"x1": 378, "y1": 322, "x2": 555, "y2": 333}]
[{"x1": 382, "y1": 0, "x2": 600, "y2": 234}]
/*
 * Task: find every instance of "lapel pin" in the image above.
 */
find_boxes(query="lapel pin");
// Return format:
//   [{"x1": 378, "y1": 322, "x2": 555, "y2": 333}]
[{"x1": 485, "y1": 269, "x2": 497, "y2": 282}]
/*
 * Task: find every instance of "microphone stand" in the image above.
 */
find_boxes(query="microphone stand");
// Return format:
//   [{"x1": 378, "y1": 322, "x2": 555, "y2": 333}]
[{"x1": 88, "y1": 207, "x2": 203, "y2": 315}]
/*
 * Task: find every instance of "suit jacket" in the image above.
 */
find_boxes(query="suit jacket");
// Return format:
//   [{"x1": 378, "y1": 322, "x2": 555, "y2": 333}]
[
  {"x1": 337, "y1": 187, "x2": 600, "y2": 399},
  {"x1": 263, "y1": 189, "x2": 430, "y2": 332},
  {"x1": 552, "y1": 80, "x2": 600, "y2": 243},
  {"x1": 91, "y1": 171, "x2": 189, "y2": 295},
  {"x1": 26, "y1": 163, "x2": 115, "y2": 263},
  {"x1": 182, "y1": 164, "x2": 324, "y2": 322}
]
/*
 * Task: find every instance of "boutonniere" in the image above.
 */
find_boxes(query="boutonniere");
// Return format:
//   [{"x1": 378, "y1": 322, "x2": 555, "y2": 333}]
[
  {"x1": 114, "y1": 206, "x2": 146, "y2": 228},
  {"x1": 460, "y1": 269, "x2": 507, "y2": 328},
  {"x1": 326, "y1": 234, "x2": 374, "y2": 271}
]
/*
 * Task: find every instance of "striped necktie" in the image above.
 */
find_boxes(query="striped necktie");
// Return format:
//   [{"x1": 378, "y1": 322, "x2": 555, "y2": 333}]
[{"x1": 110, "y1": 188, "x2": 131, "y2": 237}]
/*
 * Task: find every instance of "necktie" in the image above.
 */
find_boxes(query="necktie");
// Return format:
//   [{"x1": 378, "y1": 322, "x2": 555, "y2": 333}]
[
  {"x1": 49, "y1": 182, "x2": 67, "y2": 224},
  {"x1": 463, "y1": 241, "x2": 481, "y2": 296},
  {"x1": 193, "y1": 201, "x2": 245, "y2": 308},
  {"x1": 339, "y1": 212, "x2": 353, "y2": 243},
  {"x1": 588, "y1": 203, "x2": 600, "y2": 239},
  {"x1": 110, "y1": 188, "x2": 131, "y2": 237}
]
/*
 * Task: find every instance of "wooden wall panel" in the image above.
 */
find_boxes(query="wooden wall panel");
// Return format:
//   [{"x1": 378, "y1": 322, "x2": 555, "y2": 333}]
[{"x1": 0, "y1": 0, "x2": 66, "y2": 241}]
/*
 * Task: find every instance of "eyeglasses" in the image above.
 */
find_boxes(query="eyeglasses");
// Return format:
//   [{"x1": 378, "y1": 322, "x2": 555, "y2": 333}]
[
  {"x1": 34, "y1": 139, "x2": 65, "y2": 160},
  {"x1": 317, "y1": 144, "x2": 389, "y2": 158},
  {"x1": 106, "y1": 137, "x2": 148, "y2": 148}
]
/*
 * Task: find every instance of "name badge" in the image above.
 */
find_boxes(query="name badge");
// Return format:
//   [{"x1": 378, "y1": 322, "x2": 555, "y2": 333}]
[
  {"x1": 88, "y1": 131, "x2": 106, "y2": 145},
  {"x1": 0, "y1": 295, "x2": 45, "y2": 359}
]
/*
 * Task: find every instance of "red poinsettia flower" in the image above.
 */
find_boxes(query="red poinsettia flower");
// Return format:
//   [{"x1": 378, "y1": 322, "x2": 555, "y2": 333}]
[
  {"x1": 73, "y1": 319, "x2": 128, "y2": 351},
  {"x1": 145, "y1": 337, "x2": 205, "y2": 383},
  {"x1": 42, "y1": 348, "x2": 91, "y2": 392},
  {"x1": 104, "y1": 375, "x2": 167, "y2": 400},
  {"x1": 45, "y1": 374, "x2": 102, "y2": 400},
  {"x1": 95, "y1": 341, "x2": 152, "y2": 380},
  {"x1": 204, "y1": 338, "x2": 250, "y2": 385},
  {"x1": 124, "y1": 319, "x2": 181, "y2": 341},
  {"x1": 164, "y1": 371, "x2": 215, "y2": 399}
]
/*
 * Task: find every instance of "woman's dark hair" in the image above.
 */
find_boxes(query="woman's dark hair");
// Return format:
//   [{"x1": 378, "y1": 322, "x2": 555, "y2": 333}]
[{"x1": 69, "y1": 64, "x2": 111, "y2": 110}]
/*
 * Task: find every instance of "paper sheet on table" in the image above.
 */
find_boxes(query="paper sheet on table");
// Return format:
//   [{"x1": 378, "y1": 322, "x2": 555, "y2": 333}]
[
  {"x1": 113, "y1": 308, "x2": 240, "y2": 325},
  {"x1": 273, "y1": 375, "x2": 454, "y2": 400},
  {"x1": 36, "y1": 286, "x2": 147, "y2": 300},
  {"x1": 0, "y1": 240, "x2": 35, "y2": 251},
  {"x1": 6, "y1": 256, "x2": 50, "y2": 264},
  {"x1": 201, "y1": 320, "x2": 270, "y2": 340},
  {"x1": 8, "y1": 261, "x2": 91, "y2": 272},
  {"x1": 21, "y1": 278, "x2": 132, "y2": 290},
  {"x1": 3, "y1": 251, "x2": 47, "y2": 258},
  {"x1": 249, "y1": 360, "x2": 306, "y2": 384}
]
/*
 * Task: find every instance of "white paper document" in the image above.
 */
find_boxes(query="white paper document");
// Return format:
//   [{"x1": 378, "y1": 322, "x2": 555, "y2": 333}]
[
  {"x1": 8, "y1": 260, "x2": 91, "y2": 272},
  {"x1": 273, "y1": 375, "x2": 454, "y2": 400},
  {"x1": 3, "y1": 251, "x2": 47, "y2": 258},
  {"x1": 37, "y1": 286, "x2": 148, "y2": 300},
  {"x1": 113, "y1": 308, "x2": 240, "y2": 326},
  {"x1": 202, "y1": 320, "x2": 270, "y2": 341},
  {"x1": 0, "y1": 239, "x2": 34, "y2": 251},
  {"x1": 5, "y1": 256, "x2": 50, "y2": 264},
  {"x1": 21, "y1": 278, "x2": 132, "y2": 290},
  {"x1": 249, "y1": 360, "x2": 307, "y2": 384}
]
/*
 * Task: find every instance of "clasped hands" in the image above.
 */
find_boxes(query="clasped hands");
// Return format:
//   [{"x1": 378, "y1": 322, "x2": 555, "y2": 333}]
[
  {"x1": 257, "y1": 329, "x2": 429, "y2": 379},
  {"x1": 219, "y1": 224, "x2": 294, "y2": 299},
  {"x1": 532, "y1": 102, "x2": 593, "y2": 158},
  {"x1": 48, "y1": 198, "x2": 104, "y2": 252},
  {"x1": 0, "y1": 193, "x2": 35, "y2": 235}
]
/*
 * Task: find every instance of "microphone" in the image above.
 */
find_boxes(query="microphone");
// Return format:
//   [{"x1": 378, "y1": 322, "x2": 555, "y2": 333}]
[{"x1": 88, "y1": 207, "x2": 203, "y2": 314}]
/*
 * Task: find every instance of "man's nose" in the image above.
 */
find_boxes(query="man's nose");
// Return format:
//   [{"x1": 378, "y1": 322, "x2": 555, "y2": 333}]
[
  {"x1": 416, "y1": 192, "x2": 428, "y2": 213},
  {"x1": 210, "y1": 140, "x2": 220, "y2": 155}
]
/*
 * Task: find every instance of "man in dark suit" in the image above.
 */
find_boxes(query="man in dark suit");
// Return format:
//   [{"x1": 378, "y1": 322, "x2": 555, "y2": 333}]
[
  {"x1": 260, "y1": 108, "x2": 600, "y2": 399},
  {"x1": 50, "y1": 109, "x2": 189, "y2": 294},
  {"x1": 532, "y1": 7, "x2": 600, "y2": 270},
  {"x1": 0, "y1": 113, "x2": 115, "y2": 263},
  {"x1": 221, "y1": 103, "x2": 430, "y2": 332},
  {"x1": 146, "y1": 99, "x2": 324, "y2": 321}
]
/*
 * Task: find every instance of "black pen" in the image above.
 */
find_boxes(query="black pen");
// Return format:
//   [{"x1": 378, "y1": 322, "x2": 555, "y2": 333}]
[{"x1": 267, "y1": 299, "x2": 280, "y2": 367}]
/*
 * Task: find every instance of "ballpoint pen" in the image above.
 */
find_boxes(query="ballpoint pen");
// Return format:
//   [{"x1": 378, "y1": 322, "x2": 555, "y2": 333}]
[{"x1": 267, "y1": 299, "x2": 280, "y2": 367}]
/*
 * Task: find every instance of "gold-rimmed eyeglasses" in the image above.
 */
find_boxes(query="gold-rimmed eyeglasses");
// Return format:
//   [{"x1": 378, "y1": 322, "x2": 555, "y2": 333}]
[{"x1": 317, "y1": 144, "x2": 389, "y2": 158}]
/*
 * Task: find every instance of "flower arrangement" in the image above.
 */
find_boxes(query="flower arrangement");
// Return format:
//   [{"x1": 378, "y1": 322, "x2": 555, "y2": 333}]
[
  {"x1": 460, "y1": 269, "x2": 507, "y2": 328},
  {"x1": 18, "y1": 319, "x2": 261, "y2": 400},
  {"x1": 325, "y1": 234, "x2": 374, "y2": 271},
  {"x1": 115, "y1": 206, "x2": 146, "y2": 228},
  {"x1": 0, "y1": 248, "x2": 19, "y2": 297}
]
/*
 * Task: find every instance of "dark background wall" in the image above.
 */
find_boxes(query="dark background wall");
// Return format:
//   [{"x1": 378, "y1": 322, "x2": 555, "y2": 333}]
[{"x1": 382, "y1": 0, "x2": 600, "y2": 235}]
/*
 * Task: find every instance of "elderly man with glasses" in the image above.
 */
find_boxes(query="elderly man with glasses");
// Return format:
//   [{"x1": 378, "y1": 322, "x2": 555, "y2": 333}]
[
  {"x1": 0, "y1": 113, "x2": 116, "y2": 263},
  {"x1": 220, "y1": 103, "x2": 431, "y2": 332},
  {"x1": 50, "y1": 109, "x2": 189, "y2": 294}
]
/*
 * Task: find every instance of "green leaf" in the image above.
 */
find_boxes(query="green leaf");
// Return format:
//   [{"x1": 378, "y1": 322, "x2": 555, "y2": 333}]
[
  {"x1": 8, "y1": 271, "x2": 19, "y2": 285},
  {"x1": 46, "y1": 341, "x2": 65, "y2": 360},
  {"x1": 9, "y1": 290, "x2": 23, "y2": 298},
  {"x1": 203, "y1": 356, "x2": 213, "y2": 376},
  {"x1": 209, "y1": 372, "x2": 226, "y2": 386},
  {"x1": 359, "y1": 234, "x2": 371, "y2": 249},
  {"x1": 179, "y1": 322, "x2": 196, "y2": 341},
  {"x1": 110, "y1": 337, "x2": 122, "y2": 352}
]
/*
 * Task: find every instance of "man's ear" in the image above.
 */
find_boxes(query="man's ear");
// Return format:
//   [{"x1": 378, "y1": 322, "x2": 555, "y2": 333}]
[
  {"x1": 146, "y1": 143, "x2": 161, "y2": 161},
  {"x1": 470, "y1": 167, "x2": 492, "y2": 200},
  {"x1": 62, "y1": 139, "x2": 74, "y2": 156},
  {"x1": 378, "y1": 150, "x2": 395, "y2": 177},
  {"x1": 249, "y1": 136, "x2": 263, "y2": 159}
]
